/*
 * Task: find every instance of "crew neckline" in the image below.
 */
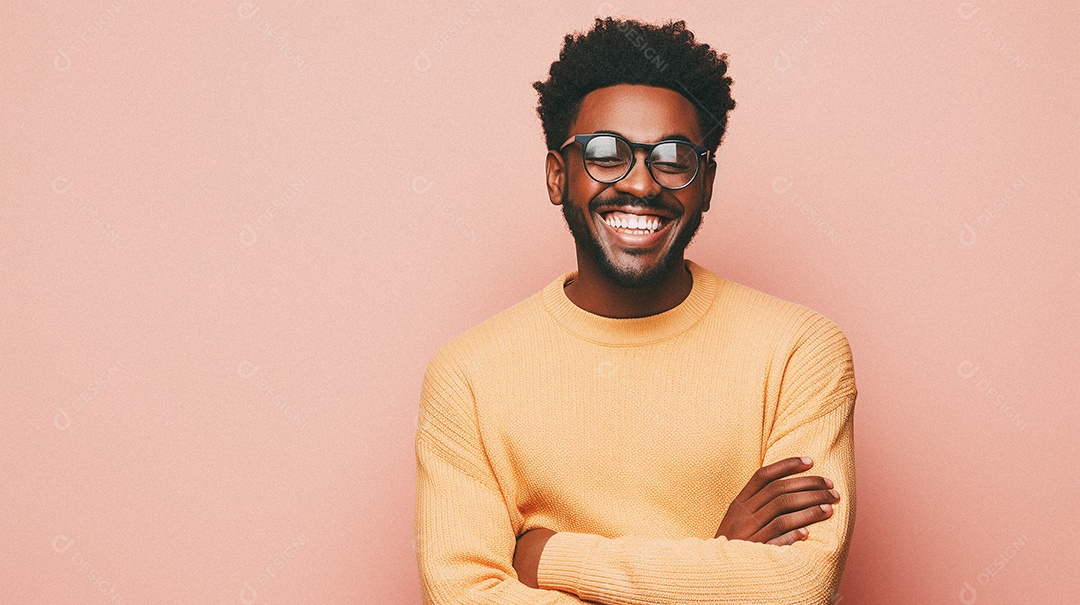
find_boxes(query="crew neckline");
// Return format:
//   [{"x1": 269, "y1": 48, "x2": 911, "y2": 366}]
[{"x1": 540, "y1": 259, "x2": 719, "y2": 346}]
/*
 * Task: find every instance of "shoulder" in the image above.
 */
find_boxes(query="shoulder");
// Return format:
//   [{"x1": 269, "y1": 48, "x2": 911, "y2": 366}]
[
  {"x1": 698, "y1": 270, "x2": 858, "y2": 412},
  {"x1": 699, "y1": 264, "x2": 851, "y2": 354},
  {"x1": 424, "y1": 283, "x2": 551, "y2": 376}
]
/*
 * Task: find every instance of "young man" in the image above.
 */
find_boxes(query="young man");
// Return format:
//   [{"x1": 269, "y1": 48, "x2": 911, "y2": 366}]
[{"x1": 415, "y1": 18, "x2": 856, "y2": 605}]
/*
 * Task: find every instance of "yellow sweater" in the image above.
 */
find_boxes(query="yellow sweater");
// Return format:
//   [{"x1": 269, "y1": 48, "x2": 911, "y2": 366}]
[{"x1": 415, "y1": 259, "x2": 857, "y2": 604}]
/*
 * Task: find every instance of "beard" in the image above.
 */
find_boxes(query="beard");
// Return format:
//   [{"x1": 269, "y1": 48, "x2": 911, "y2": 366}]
[{"x1": 560, "y1": 187, "x2": 704, "y2": 290}]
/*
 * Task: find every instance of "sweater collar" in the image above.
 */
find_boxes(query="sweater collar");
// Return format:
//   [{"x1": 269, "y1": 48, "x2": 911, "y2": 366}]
[{"x1": 540, "y1": 258, "x2": 719, "y2": 346}]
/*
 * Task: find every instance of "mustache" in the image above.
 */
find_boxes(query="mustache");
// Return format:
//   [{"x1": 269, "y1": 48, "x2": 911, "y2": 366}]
[{"x1": 590, "y1": 193, "x2": 679, "y2": 217}]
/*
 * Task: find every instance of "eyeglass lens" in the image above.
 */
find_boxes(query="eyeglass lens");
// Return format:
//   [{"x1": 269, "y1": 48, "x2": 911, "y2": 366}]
[{"x1": 583, "y1": 135, "x2": 699, "y2": 188}]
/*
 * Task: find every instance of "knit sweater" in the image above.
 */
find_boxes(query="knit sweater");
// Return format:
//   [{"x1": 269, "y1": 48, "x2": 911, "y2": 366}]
[{"x1": 414, "y1": 258, "x2": 857, "y2": 605}]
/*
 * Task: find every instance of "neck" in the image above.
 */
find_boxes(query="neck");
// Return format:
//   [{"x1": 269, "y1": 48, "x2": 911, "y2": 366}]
[{"x1": 563, "y1": 254, "x2": 693, "y2": 318}]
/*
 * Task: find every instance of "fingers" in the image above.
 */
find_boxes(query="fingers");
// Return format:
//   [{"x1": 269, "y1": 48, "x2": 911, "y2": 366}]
[
  {"x1": 734, "y1": 456, "x2": 815, "y2": 503},
  {"x1": 744, "y1": 476, "x2": 837, "y2": 516},
  {"x1": 755, "y1": 487, "x2": 839, "y2": 524},
  {"x1": 766, "y1": 527, "x2": 808, "y2": 546},
  {"x1": 752, "y1": 501, "x2": 836, "y2": 544},
  {"x1": 726, "y1": 457, "x2": 840, "y2": 546}
]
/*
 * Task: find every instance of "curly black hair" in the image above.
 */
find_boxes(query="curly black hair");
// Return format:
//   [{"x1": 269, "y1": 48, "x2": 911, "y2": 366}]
[{"x1": 533, "y1": 17, "x2": 736, "y2": 153}]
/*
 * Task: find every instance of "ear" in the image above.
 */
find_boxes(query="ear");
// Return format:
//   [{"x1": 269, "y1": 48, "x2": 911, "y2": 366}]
[
  {"x1": 545, "y1": 150, "x2": 567, "y2": 206},
  {"x1": 700, "y1": 158, "x2": 717, "y2": 213}
]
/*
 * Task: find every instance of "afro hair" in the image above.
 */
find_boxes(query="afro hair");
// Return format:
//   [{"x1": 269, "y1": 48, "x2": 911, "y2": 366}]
[{"x1": 533, "y1": 17, "x2": 736, "y2": 153}]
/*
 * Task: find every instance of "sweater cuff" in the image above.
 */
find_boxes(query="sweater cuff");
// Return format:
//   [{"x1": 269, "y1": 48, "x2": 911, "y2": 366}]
[{"x1": 536, "y1": 531, "x2": 602, "y2": 593}]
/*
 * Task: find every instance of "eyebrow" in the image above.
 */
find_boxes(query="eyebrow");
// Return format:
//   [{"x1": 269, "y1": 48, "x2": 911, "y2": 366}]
[{"x1": 594, "y1": 129, "x2": 697, "y2": 145}]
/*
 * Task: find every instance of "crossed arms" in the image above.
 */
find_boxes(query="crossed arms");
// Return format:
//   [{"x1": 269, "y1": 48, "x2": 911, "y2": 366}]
[{"x1": 415, "y1": 323, "x2": 856, "y2": 604}]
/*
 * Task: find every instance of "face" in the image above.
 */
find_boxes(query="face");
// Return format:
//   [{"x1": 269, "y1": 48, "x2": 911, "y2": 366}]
[{"x1": 546, "y1": 84, "x2": 716, "y2": 290}]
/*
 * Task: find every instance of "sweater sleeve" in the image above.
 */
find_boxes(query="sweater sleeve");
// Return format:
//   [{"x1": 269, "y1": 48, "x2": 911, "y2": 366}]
[
  {"x1": 535, "y1": 316, "x2": 857, "y2": 605},
  {"x1": 415, "y1": 345, "x2": 589, "y2": 605}
]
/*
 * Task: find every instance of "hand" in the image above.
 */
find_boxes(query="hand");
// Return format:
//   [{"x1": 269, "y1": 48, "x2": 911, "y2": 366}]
[
  {"x1": 513, "y1": 527, "x2": 557, "y2": 589},
  {"x1": 714, "y1": 456, "x2": 839, "y2": 546}
]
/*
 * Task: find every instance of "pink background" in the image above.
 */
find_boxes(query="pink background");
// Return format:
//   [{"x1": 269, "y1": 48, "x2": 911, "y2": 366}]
[{"x1": 3, "y1": 1, "x2": 1077, "y2": 603}]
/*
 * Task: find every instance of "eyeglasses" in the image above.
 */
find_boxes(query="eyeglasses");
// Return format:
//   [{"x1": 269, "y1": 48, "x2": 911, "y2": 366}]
[{"x1": 559, "y1": 132, "x2": 710, "y2": 190}]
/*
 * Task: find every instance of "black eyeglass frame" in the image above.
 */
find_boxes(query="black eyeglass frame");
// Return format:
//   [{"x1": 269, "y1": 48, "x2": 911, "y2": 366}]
[{"x1": 558, "y1": 132, "x2": 712, "y2": 190}]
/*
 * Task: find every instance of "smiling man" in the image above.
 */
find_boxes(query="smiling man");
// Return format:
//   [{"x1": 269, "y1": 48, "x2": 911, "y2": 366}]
[{"x1": 415, "y1": 17, "x2": 857, "y2": 605}]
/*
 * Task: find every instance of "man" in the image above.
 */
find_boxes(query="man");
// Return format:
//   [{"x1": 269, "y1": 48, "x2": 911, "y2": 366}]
[{"x1": 415, "y1": 17, "x2": 856, "y2": 605}]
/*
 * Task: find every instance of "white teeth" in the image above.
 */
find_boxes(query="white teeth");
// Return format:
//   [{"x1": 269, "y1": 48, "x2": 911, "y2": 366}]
[{"x1": 604, "y1": 213, "x2": 663, "y2": 233}]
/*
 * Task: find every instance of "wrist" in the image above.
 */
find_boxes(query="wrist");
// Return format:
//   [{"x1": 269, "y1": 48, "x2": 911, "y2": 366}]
[
  {"x1": 515, "y1": 528, "x2": 557, "y2": 589},
  {"x1": 535, "y1": 531, "x2": 603, "y2": 593}
]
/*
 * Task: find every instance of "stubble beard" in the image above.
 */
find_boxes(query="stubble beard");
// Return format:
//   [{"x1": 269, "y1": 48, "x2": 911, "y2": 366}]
[{"x1": 560, "y1": 187, "x2": 703, "y2": 290}]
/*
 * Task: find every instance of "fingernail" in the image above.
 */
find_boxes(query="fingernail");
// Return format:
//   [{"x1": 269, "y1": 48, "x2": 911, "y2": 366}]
[
  {"x1": 800, "y1": 456, "x2": 812, "y2": 465},
  {"x1": 824, "y1": 478, "x2": 834, "y2": 488},
  {"x1": 828, "y1": 489, "x2": 839, "y2": 499},
  {"x1": 820, "y1": 503, "x2": 833, "y2": 513}
]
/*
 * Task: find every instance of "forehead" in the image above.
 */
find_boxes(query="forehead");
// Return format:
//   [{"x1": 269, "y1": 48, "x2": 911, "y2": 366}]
[{"x1": 570, "y1": 84, "x2": 703, "y2": 144}]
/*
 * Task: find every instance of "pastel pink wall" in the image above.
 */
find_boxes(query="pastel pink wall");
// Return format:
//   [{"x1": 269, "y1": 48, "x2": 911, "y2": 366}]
[{"x1": 3, "y1": 1, "x2": 1076, "y2": 603}]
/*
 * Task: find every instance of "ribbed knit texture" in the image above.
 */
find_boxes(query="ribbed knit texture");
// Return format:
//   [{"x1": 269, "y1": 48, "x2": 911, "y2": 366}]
[{"x1": 415, "y1": 259, "x2": 857, "y2": 605}]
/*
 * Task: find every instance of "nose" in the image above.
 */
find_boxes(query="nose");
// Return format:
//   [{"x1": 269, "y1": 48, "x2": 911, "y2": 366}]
[{"x1": 616, "y1": 148, "x2": 663, "y2": 199}]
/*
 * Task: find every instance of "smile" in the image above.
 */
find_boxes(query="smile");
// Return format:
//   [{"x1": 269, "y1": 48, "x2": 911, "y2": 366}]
[
  {"x1": 596, "y1": 210, "x2": 675, "y2": 246},
  {"x1": 602, "y1": 211, "x2": 669, "y2": 233}
]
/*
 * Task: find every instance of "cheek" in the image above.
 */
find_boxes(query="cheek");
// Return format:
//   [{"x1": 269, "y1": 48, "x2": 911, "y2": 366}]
[
  {"x1": 567, "y1": 175, "x2": 607, "y2": 206},
  {"x1": 675, "y1": 187, "x2": 706, "y2": 212}
]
